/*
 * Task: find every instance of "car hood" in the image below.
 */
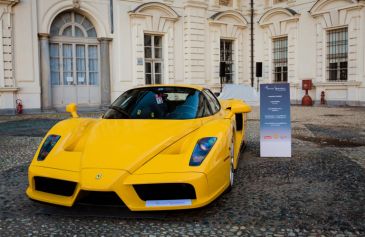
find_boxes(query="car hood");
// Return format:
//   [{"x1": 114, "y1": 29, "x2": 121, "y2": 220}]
[{"x1": 80, "y1": 119, "x2": 201, "y2": 172}]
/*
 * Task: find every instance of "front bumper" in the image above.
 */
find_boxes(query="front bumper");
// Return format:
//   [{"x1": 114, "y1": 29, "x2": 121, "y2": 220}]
[{"x1": 26, "y1": 165, "x2": 223, "y2": 211}]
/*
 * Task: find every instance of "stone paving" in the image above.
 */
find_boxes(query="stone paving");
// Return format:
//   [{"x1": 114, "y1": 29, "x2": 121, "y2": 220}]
[{"x1": 0, "y1": 106, "x2": 365, "y2": 236}]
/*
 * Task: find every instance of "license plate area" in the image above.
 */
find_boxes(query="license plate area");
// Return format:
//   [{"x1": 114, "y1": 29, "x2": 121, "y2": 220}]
[{"x1": 145, "y1": 199, "x2": 192, "y2": 207}]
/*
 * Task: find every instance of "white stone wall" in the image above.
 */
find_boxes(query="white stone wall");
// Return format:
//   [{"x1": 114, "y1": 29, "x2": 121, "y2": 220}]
[
  {"x1": 309, "y1": 0, "x2": 365, "y2": 105},
  {"x1": 255, "y1": 0, "x2": 365, "y2": 105},
  {"x1": 0, "y1": 0, "x2": 365, "y2": 113},
  {"x1": 1, "y1": 7, "x2": 14, "y2": 88},
  {"x1": 129, "y1": 2, "x2": 179, "y2": 86},
  {"x1": 208, "y1": 10, "x2": 248, "y2": 91},
  {"x1": 0, "y1": 0, "x2": 18, "y2": 112}
]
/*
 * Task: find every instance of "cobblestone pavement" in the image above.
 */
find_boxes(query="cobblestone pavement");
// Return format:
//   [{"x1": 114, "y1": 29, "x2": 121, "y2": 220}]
[{"x1": 0, "y1": 106, "x2": 365, "y2": 236}]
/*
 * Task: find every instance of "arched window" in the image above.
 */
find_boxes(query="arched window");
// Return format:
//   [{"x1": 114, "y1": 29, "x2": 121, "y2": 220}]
[
  {"x1": 50, "y1": 11, "x2": 97, "y2": 38},
  {"x1": 49, "y1": 11, "x2": 99, "y2": 86}
]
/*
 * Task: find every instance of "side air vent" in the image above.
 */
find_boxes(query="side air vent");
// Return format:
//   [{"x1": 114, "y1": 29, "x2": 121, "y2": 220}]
[{"x1": 235, "y1": 113, "x2": 243, "y2": 131}]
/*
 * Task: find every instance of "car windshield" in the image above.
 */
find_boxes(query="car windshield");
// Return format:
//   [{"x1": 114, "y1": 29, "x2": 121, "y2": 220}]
[{"x1": 103, "y1": 87, "x2": 201, "y2": 120}]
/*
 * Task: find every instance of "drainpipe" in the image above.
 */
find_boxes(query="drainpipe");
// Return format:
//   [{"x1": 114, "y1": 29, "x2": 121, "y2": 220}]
[
  {"x1": 250, "y1": 0, "x2": 254, "y2": 88},
  {"x1": 110, "y1": 0, "x2": 114, "y2": 34}
]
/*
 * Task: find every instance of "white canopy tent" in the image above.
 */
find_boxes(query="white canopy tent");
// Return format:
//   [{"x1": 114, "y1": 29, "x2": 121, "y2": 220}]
[{"x1": 218, "y1": 84, "x2": 259, "y2": 106}]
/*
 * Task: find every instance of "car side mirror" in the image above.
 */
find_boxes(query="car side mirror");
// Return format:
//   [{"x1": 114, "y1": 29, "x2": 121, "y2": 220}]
[
  {"x1": 231, "y1": 103, "x2": 251, "y2": 114},
  {"x1": 66, "y1": 103, "x2": 79, "y2": 118}
]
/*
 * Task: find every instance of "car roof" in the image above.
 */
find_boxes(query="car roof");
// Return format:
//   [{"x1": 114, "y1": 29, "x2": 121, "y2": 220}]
[{"x1": 135, "y1": 84, "x2": 205, "y2": 91}]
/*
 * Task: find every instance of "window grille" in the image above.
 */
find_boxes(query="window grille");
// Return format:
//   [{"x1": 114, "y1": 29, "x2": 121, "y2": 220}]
[
  {"x1": 273, "y1": 37, "x2": 288, "y2": 82},
  {"x1": 50, "y1": 12, "x2": 97, "y2": 38},
  {"x1": 220, "y1": 39, "x2": 234, "y2": 84},
  {"x1": 327, "y1": 28, "x2": 348, "y2": 81},
  {"x1": 144, "y1": 34, "x2": 163, "y2": 84}
]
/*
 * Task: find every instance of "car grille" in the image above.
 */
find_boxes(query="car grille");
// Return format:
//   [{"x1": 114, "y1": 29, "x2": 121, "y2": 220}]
[
  {"x1": 133, "y1": 183, "x2": 196, "y2": 201},
  {"x1": 75, "y1": 191, "x2": 125, "y2": 206},
  {"x1": 34, "y1": 176, "x2": 77, "y2": 197}
]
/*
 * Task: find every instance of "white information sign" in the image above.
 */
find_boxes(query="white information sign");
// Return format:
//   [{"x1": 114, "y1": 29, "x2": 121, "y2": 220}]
[
  {"x1": 260, "y1": 83, "x2": 292, "y2": 157},
  {"x1": 78, "y1": 77, "x2": 85, "y2": 83}
]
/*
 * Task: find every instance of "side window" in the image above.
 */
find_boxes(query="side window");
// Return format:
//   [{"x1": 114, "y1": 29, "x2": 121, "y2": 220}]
[
  {"x1": 203, "y1": 97, "x2": 212, "y2": 116},
  {"x1": 206, "y1": 89, "x2": 221, "y2": 111},
  {"x1": 203, "y1": 90, "x2": 221, "y2": 114},
  {"x1": 197, "y1": 94, "x2": 212, "y2": 117}
]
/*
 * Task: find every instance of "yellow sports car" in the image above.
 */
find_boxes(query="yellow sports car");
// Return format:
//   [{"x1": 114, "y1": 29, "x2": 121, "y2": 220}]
[{"x1": 26, "y1": 85, "x2": 251, "y2": 211}]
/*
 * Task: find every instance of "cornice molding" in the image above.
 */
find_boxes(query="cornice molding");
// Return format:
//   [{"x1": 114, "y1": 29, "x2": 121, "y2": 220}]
[
  {"x1": 314, "y1": 81, "x2": 362, "y2": 87},
  {"x1": 0, "y1": 87, "x2": 19, "y2": 92},
  {"x1": 0, "y1": 0, "x2": 19, "y2": 6}
]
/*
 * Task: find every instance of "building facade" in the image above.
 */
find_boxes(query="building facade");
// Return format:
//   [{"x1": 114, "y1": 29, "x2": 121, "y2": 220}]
[{"x1": 0, "y1": 0, "x2": 364, "y2": 113}]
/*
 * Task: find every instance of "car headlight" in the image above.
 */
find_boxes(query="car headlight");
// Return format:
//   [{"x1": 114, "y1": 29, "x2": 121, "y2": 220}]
[
  {"x1": 189, "y1": 137, "x2": 217, "y2": 166},
  {"x1": 37, "y1": 135, "x2": 61, "y2": 161}
]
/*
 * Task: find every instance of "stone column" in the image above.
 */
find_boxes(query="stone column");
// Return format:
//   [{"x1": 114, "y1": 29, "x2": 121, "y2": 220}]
[
  {"x1": 98, "y1": 37, "x2": 112, "y2": 107},
  {"x1": 38, "y1": 33, "x2": 52, "y2": 110}
]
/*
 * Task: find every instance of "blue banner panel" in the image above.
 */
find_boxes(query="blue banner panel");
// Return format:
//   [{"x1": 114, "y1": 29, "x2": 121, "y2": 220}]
[{"x1": 260, "y1": 83, "x2": 291, "y2": 157}]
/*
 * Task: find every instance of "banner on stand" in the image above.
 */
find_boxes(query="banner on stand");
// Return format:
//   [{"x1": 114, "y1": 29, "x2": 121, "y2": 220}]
[{"x1": 260, "y1": 83, "x2": 291, "y2": 157}]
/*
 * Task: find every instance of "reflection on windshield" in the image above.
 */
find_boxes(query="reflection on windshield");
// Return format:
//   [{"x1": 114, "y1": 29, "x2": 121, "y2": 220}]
[{"x1": 103, "y1": 87, "x2": 201, "y2": 120}]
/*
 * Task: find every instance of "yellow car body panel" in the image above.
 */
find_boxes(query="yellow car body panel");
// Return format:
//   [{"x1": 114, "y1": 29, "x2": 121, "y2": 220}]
[{"x1": 26, "y1": 85, "x2": 251, "y2": 211}]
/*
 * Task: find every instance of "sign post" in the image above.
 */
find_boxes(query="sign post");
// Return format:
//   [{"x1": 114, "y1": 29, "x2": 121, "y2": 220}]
[
  {"x1": 219, "y1": 62, "x2": 226, "y2": 93},
  {"x1": 260, "y1": 83, "x2": 291, "y2": 157},
  {"x1": 256, "y1": 62, "x2": 262, "y2": 92}
]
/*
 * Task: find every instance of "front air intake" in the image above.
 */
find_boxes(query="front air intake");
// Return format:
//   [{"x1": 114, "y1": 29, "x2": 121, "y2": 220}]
[
  {"x1": 133, "y1": 183, "x2": 196, "y2": 201},
  {"x1": 75, "y1": 191, "x2": 125, "y2": 206},
  {"x1": 34, "y1": 176, "x2": 77, "y2": 197}
]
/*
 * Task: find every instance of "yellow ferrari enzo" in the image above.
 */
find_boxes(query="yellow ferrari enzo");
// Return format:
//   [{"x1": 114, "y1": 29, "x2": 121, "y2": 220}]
[{"x1": 26, "y1": 85, "x2": 251, "y2": 211}]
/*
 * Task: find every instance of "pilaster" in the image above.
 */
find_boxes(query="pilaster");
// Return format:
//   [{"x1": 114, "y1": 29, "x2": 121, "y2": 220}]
[
  {"x1": 98, "y1": 37, "x2": 112, "y2": 107},
  {"x1": 0, "y1": 0, "x2": 18, "y2": 89},
  {"x1": 38, "y1": 33, "x2": 52, "y2": 110},
  {"x1": 183, "y1": 0, "x2": 208, "y2": 85}
]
